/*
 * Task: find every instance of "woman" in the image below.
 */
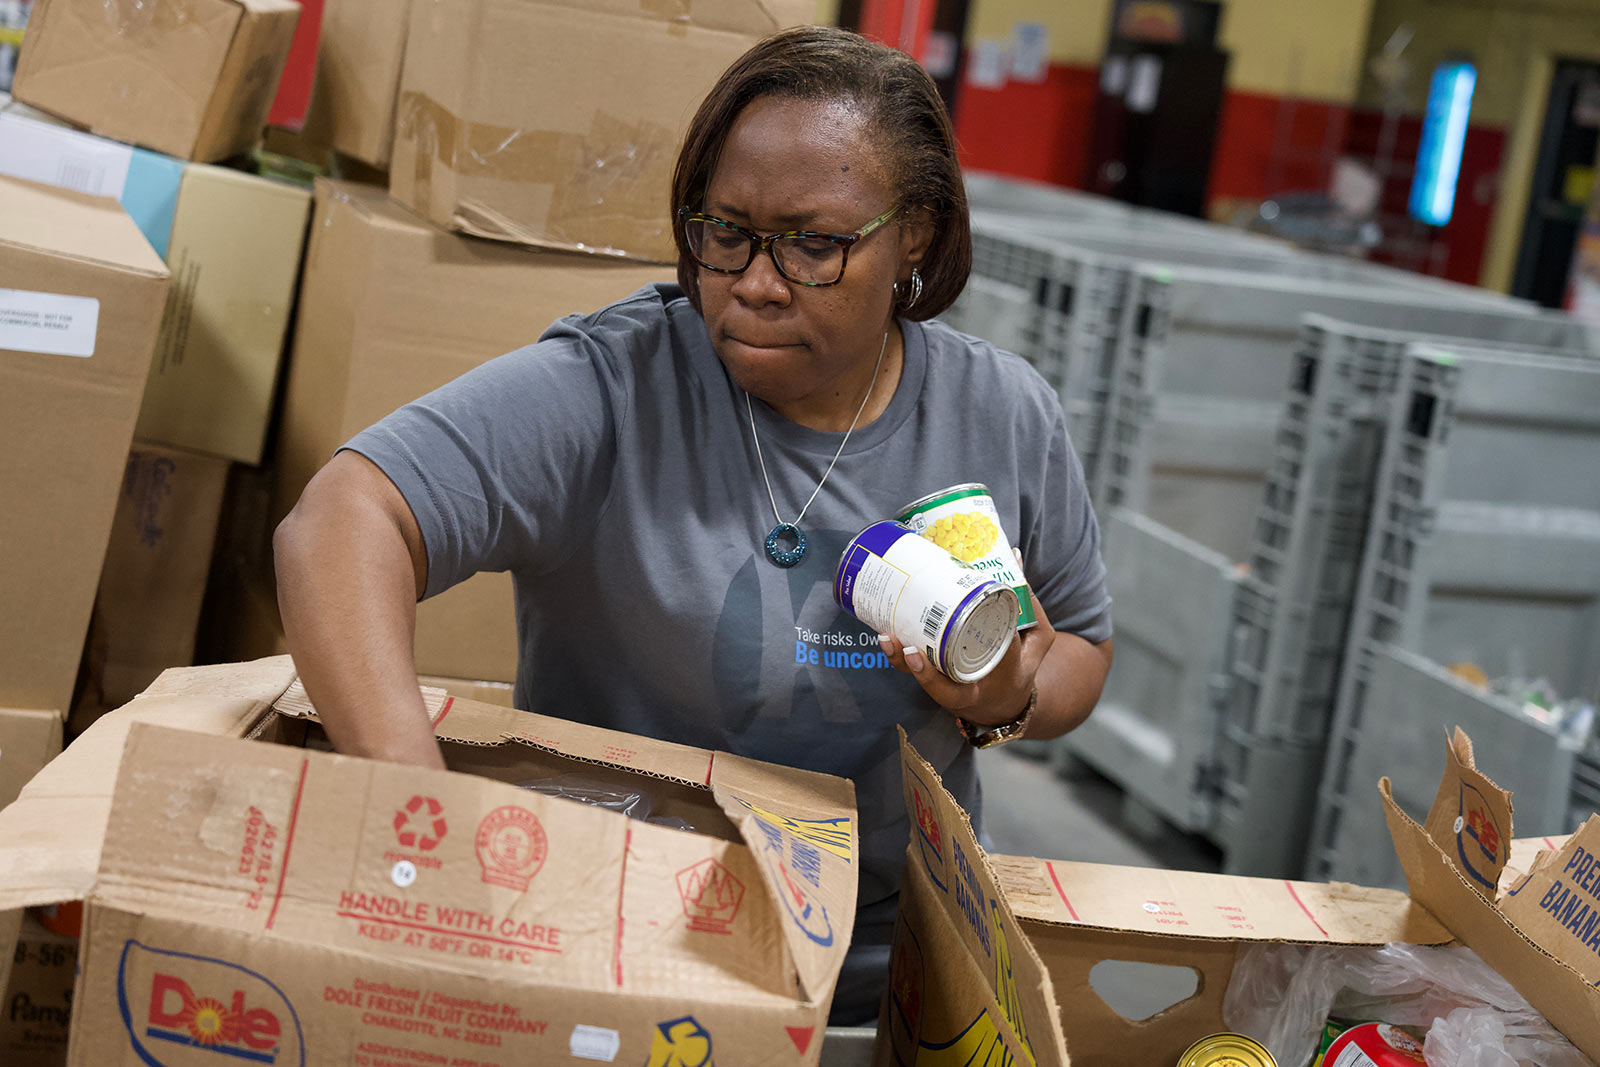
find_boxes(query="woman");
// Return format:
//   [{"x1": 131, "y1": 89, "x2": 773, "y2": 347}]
[{"x1": 274, "y1": 25, "x2": 1113, "y2": 1023}]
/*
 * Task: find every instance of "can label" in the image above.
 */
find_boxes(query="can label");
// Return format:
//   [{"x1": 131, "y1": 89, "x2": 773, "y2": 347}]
[
  {"x1": 1324, "y1": 1023, "x2": 1426, "y2": 1066},
  {"x1": 898, "y1": 484, "x2": 1037, "y2": 629},
  {"x1": 835, "y1": 521, "x2": 1017, "y2": 683}
]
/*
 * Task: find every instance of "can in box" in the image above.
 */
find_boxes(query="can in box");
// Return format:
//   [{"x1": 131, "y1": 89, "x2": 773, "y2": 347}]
[
  {"x1": 1176, "y1": 1032, "x2": 1278, "y2": 1067},
  {"x1": 1321, "y1": 1023, "x2": 1426, "y2": 1065},
  {"x1": 898, "y1": 483, "x2": 1037, "y2": 629},
  {"x1": 834, "y1": 520, "x2": 1018, "y2": 683}
]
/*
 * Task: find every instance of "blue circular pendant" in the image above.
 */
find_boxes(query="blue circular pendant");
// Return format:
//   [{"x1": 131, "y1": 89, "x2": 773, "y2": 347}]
[{"x1": 764, "y1": 523, "x2": 806, "y2": 567}]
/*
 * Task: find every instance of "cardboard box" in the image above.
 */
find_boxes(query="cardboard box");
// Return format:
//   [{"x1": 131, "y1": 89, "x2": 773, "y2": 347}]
[
  {"x1": 0, "y1": 709, "x2": 63, "y2": 813},
  {"x1": 300, "y1": 0, "x2": 408, "y2": 167},
  {"x1": 0, "y1": 101, "x2": 188, "y2": 256},
  {"x1": 418, "y1": 676, "x2": 517, "y2": 709},
  {"x1": 875, "y1": 731, "x2": 1452, "y2": 1066},
  {"x1": 389, "y1": 0, "x2": 812, "y2": 262},
  {"x1": 195, "y1": 462, "x2": 291, "y2": 667},
  {"x1": 278, "y1": 179, "x2": 671, "y2": 680},
  {"x1": 1383, "y1": 727, "x2": 1600, "y2": 1062},
  {"x1": 0, "y1": 657, "x2": 857, "y2": 1064},
  {"x1": 12, "y1": 0, "x2": 301, "y2": 161},
  {"x1": 72, "y1": 443, "x2": 232, "y2": 736},
  {"x1": 0, "y1": 109, "x2": 314, "y2": 462},
  {"x1": 0, "y1": 176, "x2": 171, "y2": 716},
  {"x1": 137, "y1": 163, "x2": 312, "y2": 463},
  {"x1": 0, "y1": 911, "x2": 76, "y2": 1067}
]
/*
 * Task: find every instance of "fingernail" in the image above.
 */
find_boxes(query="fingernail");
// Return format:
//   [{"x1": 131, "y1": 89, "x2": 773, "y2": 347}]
[{"x1": 902, "y1": 647, "x2": 924, "y2": 671}]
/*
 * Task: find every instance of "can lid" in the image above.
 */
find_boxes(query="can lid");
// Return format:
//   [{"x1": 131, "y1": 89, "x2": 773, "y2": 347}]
[
  {"x1": 1175, "y1": 1033, "x2": 1278, "y2": 1067},
  {"x1": 897, "y1": 483, "x2": 991, "y2": 519},
  {"x1": 946, "y1": 586, "x2": 1019, "y2": 682}
]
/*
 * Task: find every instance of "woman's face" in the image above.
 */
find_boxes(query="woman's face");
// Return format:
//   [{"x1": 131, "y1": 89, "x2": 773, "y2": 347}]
[{"x1": 695, "y1": 95, "x2": 928, "y2": 424}]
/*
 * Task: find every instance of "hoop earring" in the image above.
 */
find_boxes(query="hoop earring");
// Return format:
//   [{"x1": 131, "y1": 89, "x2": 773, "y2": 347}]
[{"x1": 897, "y1": 268, "x2": 923, "y2": 310}]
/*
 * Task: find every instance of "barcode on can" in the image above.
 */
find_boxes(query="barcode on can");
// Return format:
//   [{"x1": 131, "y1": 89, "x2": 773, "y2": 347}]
[{"x1": 922, "y1": 601, "x2": 949, "y2": 642}]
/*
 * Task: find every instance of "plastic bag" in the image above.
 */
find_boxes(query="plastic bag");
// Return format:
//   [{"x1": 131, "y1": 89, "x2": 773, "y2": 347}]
[
  {"x1": 517, "y1": 772, "x2": 695, "y2": 831},
  {"x1": 1222, "y1": 941, "x2": 1592, "y2": 1066}
]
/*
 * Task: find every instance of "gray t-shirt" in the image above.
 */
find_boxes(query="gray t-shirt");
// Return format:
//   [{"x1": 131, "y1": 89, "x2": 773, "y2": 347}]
[{"x1": 344, "y1": 282, "x2": 1111, "y2": 1006}]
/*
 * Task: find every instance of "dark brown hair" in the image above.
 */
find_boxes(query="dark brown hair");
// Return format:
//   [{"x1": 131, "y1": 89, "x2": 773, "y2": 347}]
[{"x1": 670, "y1": 26, "x2": 970, "y2": 321}]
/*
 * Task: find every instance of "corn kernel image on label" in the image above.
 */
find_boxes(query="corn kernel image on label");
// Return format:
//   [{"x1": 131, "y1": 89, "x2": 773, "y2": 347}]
[
  {"x1": 926, "y1": 512, "x2": 1000, "y2": 562},
  {"x1": 899, "y1": 484, "x2": 1036, "y2": 629}
]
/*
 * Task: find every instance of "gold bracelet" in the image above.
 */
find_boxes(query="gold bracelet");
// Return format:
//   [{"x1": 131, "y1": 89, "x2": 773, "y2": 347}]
[{"x1": 958, "y1": 686, "x2": 1038, "y2": 749}]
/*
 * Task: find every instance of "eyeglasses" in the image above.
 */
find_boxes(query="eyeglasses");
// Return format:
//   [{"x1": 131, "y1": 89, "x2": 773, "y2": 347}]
[{"x1": 678, "y1": 204, "x2": 902, "y2": 287}]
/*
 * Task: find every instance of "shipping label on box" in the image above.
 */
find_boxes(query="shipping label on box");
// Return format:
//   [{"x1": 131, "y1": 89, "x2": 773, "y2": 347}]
[{"x1": 0, "y1": 658, "x2": 858, "y2": 1064}]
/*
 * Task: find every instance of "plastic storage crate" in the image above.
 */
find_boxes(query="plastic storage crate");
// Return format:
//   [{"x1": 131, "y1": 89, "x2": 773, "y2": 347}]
[
  {"x1": 1308, "y1": 341, "x2": 1600, "y2": 880},
  {"x1": 1098, "y1": 266, "x2": 1596, "y2": 562},
  {"x1": 1314, "y1": 645, "x2": 1580, "y2": 890},
  {"x1": 1059, "y1": 508, "x2": 1241, "y2": 835}
]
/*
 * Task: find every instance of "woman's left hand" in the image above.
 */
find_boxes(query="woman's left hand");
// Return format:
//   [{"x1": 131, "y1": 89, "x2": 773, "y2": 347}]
[{"x1": 878, "y1": 585, "x2": 1054, "y2": 729}]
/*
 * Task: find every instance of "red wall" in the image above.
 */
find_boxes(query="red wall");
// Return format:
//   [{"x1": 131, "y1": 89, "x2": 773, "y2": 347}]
[
  {"x1": 951, "y1": 60, "x2": 1505, "y2": 285},
  {"x1": 954, "y1": 65, "x2": 1100, "y2": 186}
]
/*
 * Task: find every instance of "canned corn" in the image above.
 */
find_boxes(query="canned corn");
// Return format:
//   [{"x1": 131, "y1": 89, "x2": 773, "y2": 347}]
[
  {"x1": 898, "y1": 483, "x2": 1036, "y2": 629},
  {"x1": 1175, "y1": 1032, "x2": 1278, "y2": 1067},
  {"x1": 834, "y1": 520, "x2": 1019, "y2": 683}
]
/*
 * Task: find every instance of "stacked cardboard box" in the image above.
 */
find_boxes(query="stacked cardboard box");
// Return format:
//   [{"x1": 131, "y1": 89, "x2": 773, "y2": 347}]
[
  {"x1": 0, "y1": 176, "x2": 171, "y2": 718},
  {"x1": 12, "y1": 0, "x2": 300, "y2": 161}
]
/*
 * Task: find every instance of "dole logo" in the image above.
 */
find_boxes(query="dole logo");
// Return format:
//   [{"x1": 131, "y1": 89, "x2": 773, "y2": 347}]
[
  {"x1": 1456, "y1": 782, "x2": 1505, "y2": 891},
  {"x1": 909, "y1": 774, "x2": 947, "y2": 892},
  {"x1": 118, "y1": 941, "x2": 304, "y2": 1065},
  {"x1": 393, "y1": 795, "x2": 448, "y2": 852}
]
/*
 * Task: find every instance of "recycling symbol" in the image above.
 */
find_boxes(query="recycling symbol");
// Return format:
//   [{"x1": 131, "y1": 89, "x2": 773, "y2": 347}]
[{"x1": 394, "y1": 795, "x2": 448, "y2": 851}]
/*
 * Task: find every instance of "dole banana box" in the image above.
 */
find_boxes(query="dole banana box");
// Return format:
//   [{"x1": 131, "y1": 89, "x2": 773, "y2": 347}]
[
  {"x1": 1383, "y1": 726, "x2": 1600, "y2": 1062},
  {"x1": 0, "y1": 658, "x2": 857, "y2": 1065},
  {"x1": 876, "y1": 729, "x2": 1451, "y2": 1066}
]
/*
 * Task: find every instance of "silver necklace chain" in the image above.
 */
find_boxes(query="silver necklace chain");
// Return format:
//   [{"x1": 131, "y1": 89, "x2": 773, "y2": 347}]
[{"x1": 747, "y1": 328, "x2": 889, "y2": 531}]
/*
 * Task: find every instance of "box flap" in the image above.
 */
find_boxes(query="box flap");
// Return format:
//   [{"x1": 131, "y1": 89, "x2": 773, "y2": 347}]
[
  {"x1": 1384, "y1": 735, "x2": 1600, "y2": 1062},
  {"x1": 991, "y1": 855, "x2": 1451, "y2": 946},
  {"x1": 1499, "y1": 817, "x2": 1600, "y2": 983},
  {"x1": 710, "y1": 752, "x2": 858, "y2": 1004},
  {"x1": 0, "y1": 658, "x2": 294, "y2": 911},
  {"x1": 1422, "y1": 726, "x2": 1513, "y2": 898},
  {"x1": 272, "y1": 672, "x2": 856, "y2": 1001},
  {"x1": 896, "y1": 727, "x2": 1070, "y2": 1063},
  {"x1": 95, "y1": 722, "x2": 633, "y2": 991},
  {"x1": 0, "y1": 174, "x2": 168, "y2": 276}
]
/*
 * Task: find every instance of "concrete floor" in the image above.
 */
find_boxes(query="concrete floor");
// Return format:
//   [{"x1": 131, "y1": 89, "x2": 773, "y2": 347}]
[{"x1": 976, "y1": 745, "x2": 1222, "y2": 873}]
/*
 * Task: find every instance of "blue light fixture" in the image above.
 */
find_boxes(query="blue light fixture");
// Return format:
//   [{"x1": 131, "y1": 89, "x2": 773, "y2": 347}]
[{"x1": 1409, "y1": 59, "x2": 1477, "y2": 227}]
